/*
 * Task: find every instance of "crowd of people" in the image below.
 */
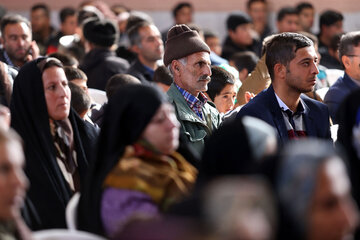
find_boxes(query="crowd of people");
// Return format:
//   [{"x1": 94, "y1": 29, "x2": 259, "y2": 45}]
[{"x1": 0, "y1": 0, "x2": 360, "y2": 239}]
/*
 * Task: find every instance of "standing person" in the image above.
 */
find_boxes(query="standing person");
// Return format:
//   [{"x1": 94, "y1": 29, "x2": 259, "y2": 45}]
[
  {"x1": 296, "y1": 2, "x2": 315, "y2": 33},
  {"x1": 161, "y1": 2, "x2": 193, "y2": 43},
  {"x1": 276, "y1": 7, "x2": 300, "y2": 33},
  {"x1": 10, "y1": 57, "x2": 98, "y2": 229},
  {"x1": 238, "y1": 32, "x2": 331, "y2": 144},
  {"x1": 246, "y1": 0, "x2": 272, "y2": 43},
  {"x1": 30, "y1": 3, "x2": 56, "y2": 55},
  {"x1": 80, "y1": 18, "x2": 129, "y2": 91},
  {"x1": 0, "y1": 14, "x2": 40, "y2": 69},
  {"x1": 324, "y1": 31, "x2": 360, "y2": 124},
  {"x1": 78, "y1": 85, "x2": 197, "y2": 237},
  {"x1": 164, "y1": 24, "x2": 221, "y2": 154},
  {"x1": 127, "y1": 21, "x2": 164, "y2": 84}
]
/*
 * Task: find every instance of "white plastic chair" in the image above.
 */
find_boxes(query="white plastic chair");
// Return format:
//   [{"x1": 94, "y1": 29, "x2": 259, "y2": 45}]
[
  {"x1": 65, "y1": 192, "x2": 80, "y2": 230},
  {"x1": 32, "y1": 229, "x2": 106, "y2": 240},
  {"x1": 88, "y1": 88, "x2": 107, "y2": 105}
]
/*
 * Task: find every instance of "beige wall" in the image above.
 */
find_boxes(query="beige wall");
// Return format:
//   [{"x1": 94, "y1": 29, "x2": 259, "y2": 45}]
[{"x1": 2, "y1": 0, "x2": 360, "y2": 12}]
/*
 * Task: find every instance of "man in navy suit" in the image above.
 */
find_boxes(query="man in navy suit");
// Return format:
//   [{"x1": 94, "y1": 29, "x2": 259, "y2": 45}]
[{"x1": 237, "y1": 32, "x2": 331, "y2": 144}]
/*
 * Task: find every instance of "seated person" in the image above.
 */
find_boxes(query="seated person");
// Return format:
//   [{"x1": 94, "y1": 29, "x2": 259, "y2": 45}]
[
  {"x1": 78, "y1": 85, "x2": 197, "y2": 238},
  {"x1": 229, "y1": 51, "x2": 259, "y2": 82},
  {"x1": 206, "y1": 66, "x2": 237, "y2": 114},
  {"x1": 276, "y1": 139, "x2": 359, "y2": 240},
  {"x1": 152, "y1": 66, "x2": 173, "y2": 92},
  {"x1": 68, "y1": 82, "x2": 91, "y2": 120},
  {"x1": 0, "y1": 128, "x2": 31, "y2": 239}
]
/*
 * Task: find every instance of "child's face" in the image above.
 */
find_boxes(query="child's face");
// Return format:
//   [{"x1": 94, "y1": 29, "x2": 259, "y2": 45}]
[{"x1": 214, "y1": 84, "x2": 237, "y2": 113}]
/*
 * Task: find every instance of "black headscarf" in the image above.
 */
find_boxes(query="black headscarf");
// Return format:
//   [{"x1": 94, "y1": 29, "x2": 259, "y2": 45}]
[
  {"x1": 10, "y1": 57, "x2": 98, "y2": 229},
  {"x1": 78, "y1": 84, "x2": 167, "y2": 235},
  {"x1": 337, "y1": 89, "x2": 360, "y2": 208}
]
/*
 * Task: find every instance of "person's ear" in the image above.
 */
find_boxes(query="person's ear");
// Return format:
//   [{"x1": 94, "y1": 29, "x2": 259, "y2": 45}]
[
  {"x1": 274, "y1": 63, "x2": 286, "y2": 79},
  {"x1": 342, "y1": 55, "x2": 351, "y2": 69},
  {"x1": 171, "y1": 60, "x2": 181, "y2": 75}
]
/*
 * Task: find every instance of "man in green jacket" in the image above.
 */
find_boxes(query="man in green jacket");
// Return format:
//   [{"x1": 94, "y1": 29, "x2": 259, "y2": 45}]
[{"x1": 164, "y1": 24, "x2": 221, "y2": 155}]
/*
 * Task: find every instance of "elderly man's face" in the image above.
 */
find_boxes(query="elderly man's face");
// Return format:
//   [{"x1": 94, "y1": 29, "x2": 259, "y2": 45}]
[{"x1": 175, "y1": 51, "x2": 211, "y2": 97}]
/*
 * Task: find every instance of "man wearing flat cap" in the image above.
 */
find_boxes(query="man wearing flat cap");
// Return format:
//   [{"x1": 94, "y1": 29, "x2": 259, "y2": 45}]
[
  {"x1": 80, "y1": 18, "x2": 129, "y2": 91},
  {"x1": 164, "y1": 24, "x2": 221, "y2": 154}
]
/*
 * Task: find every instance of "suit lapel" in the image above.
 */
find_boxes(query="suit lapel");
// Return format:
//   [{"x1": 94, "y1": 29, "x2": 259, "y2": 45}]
[
  {"x1": 266, "y1": 86, "x2": 289, "y2": 143},
  {"x1": 301, "y1": 97, "x2": 316, "y2": 136}
]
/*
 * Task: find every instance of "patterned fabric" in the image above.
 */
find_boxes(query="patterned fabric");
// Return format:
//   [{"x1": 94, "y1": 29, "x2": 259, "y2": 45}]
[
  {"x1": 103, "y1": 140, "x2": 197, "y2": 211},
  {"x1": 275, "y1": 94, "x2": 307, "y2": 139},
  {"x1": 175, "y1": 83, "x2": 207, "y2": 120}
]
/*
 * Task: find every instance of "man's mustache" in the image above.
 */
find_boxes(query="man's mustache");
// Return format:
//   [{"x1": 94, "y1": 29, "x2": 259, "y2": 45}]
[{"x1": 199, "y1": 75, "x2": 211, "y2": 81}]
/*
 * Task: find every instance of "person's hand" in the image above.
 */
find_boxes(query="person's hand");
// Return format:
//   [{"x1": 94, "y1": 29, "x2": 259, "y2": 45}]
[
  {"x1": 25, "y1": 41, "x2": 40, "y2": 62},
  {"x1": 244, "y1": 91, "x2": 255, "y2": 103}
]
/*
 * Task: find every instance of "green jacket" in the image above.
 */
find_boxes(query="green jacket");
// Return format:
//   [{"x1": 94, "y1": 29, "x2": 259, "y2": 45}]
[{"x1": 167, "y1": 83, "x2": 221, "y2": 154}]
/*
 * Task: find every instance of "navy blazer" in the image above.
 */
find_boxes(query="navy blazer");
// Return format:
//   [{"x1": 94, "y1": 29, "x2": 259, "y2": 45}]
[{"x1": 237, "y1": 85, "x2": 331, "y2": 144}]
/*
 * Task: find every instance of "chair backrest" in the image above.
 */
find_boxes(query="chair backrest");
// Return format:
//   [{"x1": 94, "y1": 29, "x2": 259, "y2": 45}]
[
  {"x1": 32, "y1": 229, "x2": 106, "y2": 240},
  {"x1": 65, "y1": 192, "x2": 80, "y2": 230},
  {"x1": 88, "y1": 88, "x2": 108, "y2": 105}
]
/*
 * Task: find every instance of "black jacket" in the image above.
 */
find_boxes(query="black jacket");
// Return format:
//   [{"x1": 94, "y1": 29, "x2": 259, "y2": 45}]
[{"x1": 80, "y1": 48, "x2": 129, "y2": 91}]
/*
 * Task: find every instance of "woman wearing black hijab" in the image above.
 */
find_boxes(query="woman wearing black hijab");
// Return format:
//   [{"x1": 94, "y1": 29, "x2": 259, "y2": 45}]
[
  {"x1": 10, "y1": 57, "x2": 98, "y2": 229},
  {"x1": 78, "y1": 85, "x2": 197, "y2": 238}
]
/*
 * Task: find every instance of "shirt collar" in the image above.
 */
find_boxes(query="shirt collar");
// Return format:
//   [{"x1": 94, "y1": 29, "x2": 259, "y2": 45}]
[
  {"x1": 175, "y1": 83, "x2": 207, "y2": 105},
  {"x1": 275, "y1": 93, "x2": 305, "y2": 115}
]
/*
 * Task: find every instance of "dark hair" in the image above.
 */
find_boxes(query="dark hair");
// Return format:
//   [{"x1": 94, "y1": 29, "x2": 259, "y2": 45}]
[
  {"x1": 204, "y1": 29, "x2": 218, "y2": 40},
  {"x1": 127, "y1": 21, "x2": 151, "y2": 46},
  {"x1": 319, "y1": 10, "x2": 343, "y2": 28},
  {"x1": 295, "y1": 2, "x2": 314, "y2": 13},
  {"x1": 37, "y1": 57, "x2": 64, "y2": 74},
  {"x1": 64, "y1": 66, "x2": 87, "y2": 81},
  {"x1": 207, "y1": 66, "x2": 235, "y2": 101},
  {"x1": 153, "y1": 66, "x2": 173, "y2": 86},
  {"x1": 246, "y1": 0, "x2": 267, "y2": 10},
  {"x1": 226, "y1": 12, "x2": 252, "y2": 31},
  {"x1": 172, "y1": 2, "x2": 193, "y2": 18},
  {"x1": 0, "y1": 14, "x2": 31, "y2": 35},
  {"x1": 266, "y1": 32, "x2": 312, "y2": 80},
  {"x1": 277, "y1": 7, "x2": 298, "y2": 22},
  {"x1": 339, "y1": 31, "x2": 360, "y2": 67},
  {"x1": 230, "y1": 51, "x2": 259, "y2": 72},
  {"x1": 31, "y1": 3, "x2": 50, "y2": 17},
  {"x1": 329, "y1": 33, "x2": 342, "y2": 51},
  {"x1": 125, "y1": 11, "x2": 153, "y2": 33},
  {"x1": 48, "y1": 52, "x2": 79, "y2": 67},
  {"x1": 60, "y1": 7, "x2": 76, "y2": 24},
  {"x1": 105, "y1": 74, "x2": 141, "y2": 99},
  {"x1": 68, "y1": 82, "x2": 91, "y2": 115},
  {"x1": 298, "y1": 31, "x2": 318, "y2": 46}
]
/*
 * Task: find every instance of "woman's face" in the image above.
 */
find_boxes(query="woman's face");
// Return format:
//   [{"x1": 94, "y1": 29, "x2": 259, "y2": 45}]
[
  {"x1": 307, "y1": 157, "x2": 359, "y2": 240},
  {"x1": 142, "y1": 103, "x2": 180, "y2": 155},
  {"x1": 42, "y1": 66, "x2": 71, "y2": 121},
  {"x1": 0, "y1": 140, "x2": 28, "y2": 220}
]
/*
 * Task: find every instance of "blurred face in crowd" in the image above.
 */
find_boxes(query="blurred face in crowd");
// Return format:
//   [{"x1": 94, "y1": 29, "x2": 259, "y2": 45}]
[
  {"x1": 61, "y1": 15, "x2": 78, "y2": 35},
  {"x1": 205, "y1": 36, "x2": 222, "y2": 56},
  {"x1": 142, "y1": 103, "x2": 180, "y2": 155},
  {"x1": 1, "y1": 22, "x2": 32, "y2": 65},
  {"x1": 43, "y1": 66, "x2": 71, "y2": 121},
  {"x1": 31, "y1": 8, "x2": 50, "y2": 33},
  {"x1": 175, "y1": 6, "x2": 193, "y2": 24},
  {"x1": 173, "y1": 51, "x2": 212, "y2": 97},
  {"x1": 277, "y1": 14, "x2": 299, "y2": 33},
  {"x1": 214, "y1": 83, "x2": 237, "y2": 114},
  {"x1": 322, "y1": 21, "x2": 343, "y2": 39},
  {"x1": 343, "y1": 46, "x2": 360, "y2": 80},
  {"x1": 0, "y1": 139, "x2": 28, "y2": 221},
  {"x1": 298, "y1": 7, "x2": 315, "y2": 32},
  {"x1": 135, "y1": 25, "x2": 164, "y2": 65},
  {"x1": 229, "y1": 24, "x2": 253, "y2": 47},
  {"x1": 307, "y1": 157, "x2": 359, "y2": 240},
  {"x1": 284, "y1": 46, "x2": 319, "y2": 94},
  {"x1": 70, "y1": 78, "x2": 88, "y2": 94},
  {"x1": 248, "y1": 1, "x2": 268, "y2": 24}
]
